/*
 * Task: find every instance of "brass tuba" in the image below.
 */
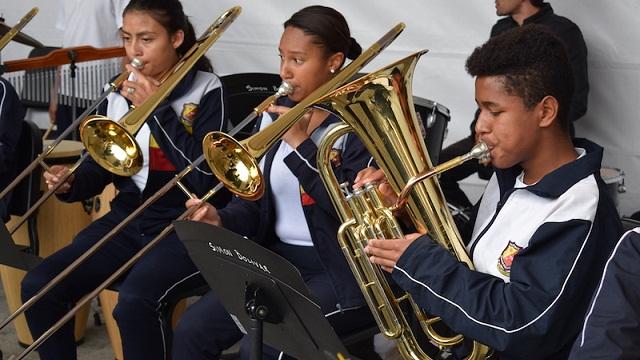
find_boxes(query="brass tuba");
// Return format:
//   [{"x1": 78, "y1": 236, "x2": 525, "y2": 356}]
[{"x1": 315, "y1": 51, "x2": 491, "y2": 359}]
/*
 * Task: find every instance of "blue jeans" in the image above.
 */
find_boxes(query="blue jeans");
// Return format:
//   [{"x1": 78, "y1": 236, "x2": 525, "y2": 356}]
[{"x1": 21, "y1": 207, "x2": 205, "y2": 360}]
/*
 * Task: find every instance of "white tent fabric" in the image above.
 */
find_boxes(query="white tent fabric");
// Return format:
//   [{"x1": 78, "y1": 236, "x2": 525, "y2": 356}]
[{"x1": 2, "y1": 0, "x2": 638, "y2": 216}]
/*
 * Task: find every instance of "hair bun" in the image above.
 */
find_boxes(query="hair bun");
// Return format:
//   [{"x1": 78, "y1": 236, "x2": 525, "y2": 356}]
[{"x1": 347, "y1": 37, "x2": 362, "y2": 60}]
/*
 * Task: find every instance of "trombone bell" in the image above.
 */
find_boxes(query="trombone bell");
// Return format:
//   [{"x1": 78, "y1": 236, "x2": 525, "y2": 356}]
[
  {"x1": 80, "y1": 115, "x2": 143, "y2": 176},
  {"x1": 203, "y1": 132, "x2": 263, "y2": 200}
]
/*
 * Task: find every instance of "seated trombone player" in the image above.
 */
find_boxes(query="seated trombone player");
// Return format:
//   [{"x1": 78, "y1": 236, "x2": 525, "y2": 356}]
[
  {"x1": 172, "y1": 6, "x2": 375, "y2": 360},
  {"x1": 358, "y1": 25, "x2": 622, "y2": 359},
  {"x1": 0, "y1": 76, "x2": 26, "y2": 221},
  {"x1": 21, "y1": 0, "x2": 229, "y2": 358}
]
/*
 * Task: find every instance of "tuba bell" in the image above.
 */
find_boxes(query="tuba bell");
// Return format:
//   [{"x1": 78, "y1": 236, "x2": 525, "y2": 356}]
[{"x1": 315, "y1": 51, "x2": 491, "y2": 359}]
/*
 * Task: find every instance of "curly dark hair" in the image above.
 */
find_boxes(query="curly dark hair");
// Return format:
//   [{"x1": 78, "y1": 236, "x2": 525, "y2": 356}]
[{"x1": 466, "y1": 24, "x2": 573, "y2": 133}]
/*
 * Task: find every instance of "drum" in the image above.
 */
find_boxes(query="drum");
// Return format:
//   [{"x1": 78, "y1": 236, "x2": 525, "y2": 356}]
[
  {"x1": 92, "y1": 183, "x2": 117, "y2": 221},
  {"x1": 414, "y1": 97, "x2": 450, "y2": 165},
  {"x1": 0, "y1": 140, "x2": 92, "y2": 345},
  {"x1": 99, "y1": 288, "x2": 187, "y2": 360},
  {"x1": 600, "y1": 167, "x2": 626, "y2": 214},
  {"x1": 448, "y1": 202, "x2": 472, "y2": 231},
  {"x1": 621, "y1": 217, "x2": 640, "y2": 232}
]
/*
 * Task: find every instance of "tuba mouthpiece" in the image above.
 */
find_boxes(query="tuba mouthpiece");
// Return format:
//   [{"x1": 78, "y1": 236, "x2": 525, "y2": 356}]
[{"x1": 470, "y1": 142, "x2": 492, "y2": 166}]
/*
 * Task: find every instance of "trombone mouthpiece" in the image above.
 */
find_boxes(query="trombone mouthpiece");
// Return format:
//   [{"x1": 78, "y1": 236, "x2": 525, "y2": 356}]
[
  {"x1": 275, "y1": 82, "x2": 293, "y2": 97},
  {"x1": 130, "y1": 58, "x2": 144, "y2": 69}
]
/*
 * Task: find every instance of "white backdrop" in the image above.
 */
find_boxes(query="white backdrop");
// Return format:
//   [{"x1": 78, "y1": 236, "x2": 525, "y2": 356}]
[{"x1": 1, "y1": 0, "x2": 639, "y2": 216}]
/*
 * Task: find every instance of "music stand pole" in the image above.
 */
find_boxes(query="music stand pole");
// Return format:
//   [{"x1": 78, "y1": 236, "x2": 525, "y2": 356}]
[
  {"x1": 67, "y1": 49, "x2": 78, "y2": 140},
  {"x1": 246, "y1": 286, "x2": 268, "y2": 360}
]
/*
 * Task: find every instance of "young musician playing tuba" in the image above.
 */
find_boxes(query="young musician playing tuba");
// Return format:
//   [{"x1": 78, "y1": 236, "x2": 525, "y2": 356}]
[{"x1": 359, "y1": 25, "x2": 622, "y2": 359}]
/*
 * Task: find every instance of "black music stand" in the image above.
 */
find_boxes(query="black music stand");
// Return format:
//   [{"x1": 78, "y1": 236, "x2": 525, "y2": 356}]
[{"x1": 174, "y1": 220, "x2": 355, "y2": 360}]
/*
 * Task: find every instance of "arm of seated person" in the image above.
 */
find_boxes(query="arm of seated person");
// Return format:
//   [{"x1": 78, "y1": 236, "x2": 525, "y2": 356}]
[
  {"x1": 364, "y1": 233, "x2": 422, "y2": 272},
  {"x1": 185, "y1": 198, "x2": 222, "y2": 227}
]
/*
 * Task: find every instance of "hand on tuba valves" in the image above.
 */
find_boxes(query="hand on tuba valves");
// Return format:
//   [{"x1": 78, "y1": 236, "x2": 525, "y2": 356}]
[
  {"x1": 365, "y1": 232, "x2": 422, "y2": 273},
  {"x1": 353, "y1": 167, "x2": 397, "y2": 206}
]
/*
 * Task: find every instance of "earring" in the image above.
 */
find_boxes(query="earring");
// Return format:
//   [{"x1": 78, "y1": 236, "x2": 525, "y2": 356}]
[{"x1": 330, "y1": 68, "x2": 335, "y2": 74}]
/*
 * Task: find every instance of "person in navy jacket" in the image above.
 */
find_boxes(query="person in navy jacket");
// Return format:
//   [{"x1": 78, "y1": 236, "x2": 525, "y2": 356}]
[
  {"x1": 172, "y1": 6, "x2": 374, "y2": 360},
  {"x1": 358, "y1": 25, "x2": 622, "y2": 359},
  {"x1": 568, "y1": 227, "x2": 640, "y2": 359},
  {"x1": 0, "y1": 77, "x2": 26, "y2": 221},
  {"x1": 21, "y1": 0, "x2": 229, "y2": 359}
]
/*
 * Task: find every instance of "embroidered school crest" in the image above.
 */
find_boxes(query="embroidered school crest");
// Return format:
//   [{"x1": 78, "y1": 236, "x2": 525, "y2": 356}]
[
  {"x1": 179, "y1": 103, "x2": 199, "y2": 132},
  {"x1": 497, "y1": 241, "x2": 523, "y2": 276},
  {"x1": 329, "y1": 148, "x2": 343, "y2": 167}
]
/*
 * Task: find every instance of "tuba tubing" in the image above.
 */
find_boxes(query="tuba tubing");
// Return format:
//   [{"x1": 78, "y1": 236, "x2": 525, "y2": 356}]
[
  {"x1": 321, "y1": 124, "x2": 433, "y2": 360},
  {"x1": 315, "y1": 52, "x2": 491, "y2": 359}
]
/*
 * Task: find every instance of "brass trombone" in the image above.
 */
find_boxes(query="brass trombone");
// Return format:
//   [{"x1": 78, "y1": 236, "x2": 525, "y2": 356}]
[
  {"x1": 0, "y1": 6, "x2": 41, "y2": 199},
  {"x1": 0, "y1": 6, "x2": 241, "y2": 236},
  {"x1": 0, "y1": 79, "x2": 292, "y2": 346},
  {"x1": 0, "y1": 56, "x2": 143, "y2": 231},
  {"x1": 0, "y1": 5, "x2": 245, "y2": 335},
  {"x1": 0, "y1": 55, "x2": 141, "y2": 203},
  {"x1": 79, "y1": 5, "x2": 242, "y2": 177},
  {"x1": 204, "y1": 23, "x2": 406, "y2": 200},
  {"x1": 0, "y1": 7, "x2": 39, "y2": 52},
  {"x1": 9, "y1": 23, "x2": 404, "y2": 359}
]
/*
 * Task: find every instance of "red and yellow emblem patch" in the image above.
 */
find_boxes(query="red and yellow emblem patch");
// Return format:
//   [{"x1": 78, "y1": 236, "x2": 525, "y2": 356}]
[
  {"x1": 179, "y1": 102, "x2": 199, "y2": 133},
  {"x1": 300, "y1": 185, "x2": 316, "y2": 206},
  {"x1": 497, "y1": 241, "x2": 523, "y2": 276},
  {"x1": 149, "y1": 136, "x2": 176, "y2": 171}
]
